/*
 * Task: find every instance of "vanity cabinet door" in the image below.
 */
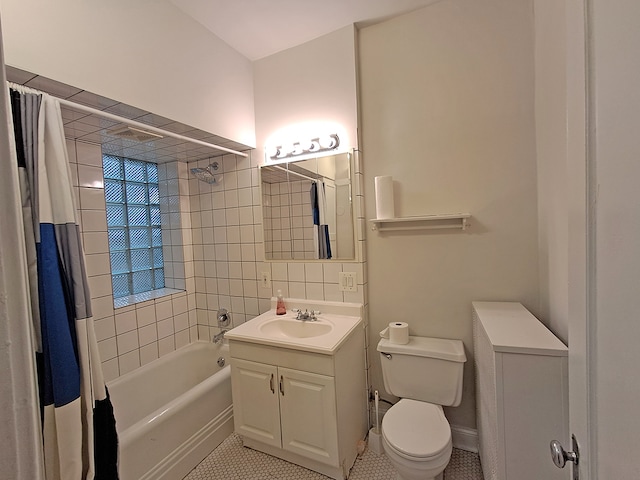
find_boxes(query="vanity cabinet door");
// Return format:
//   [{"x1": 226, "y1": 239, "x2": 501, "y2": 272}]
[
  {"x1": 278, "y1": 367, "x2": 339, "y2": 466},
  {"x1": 231, "y1": 359, "x2": 281, "y2": 448}
]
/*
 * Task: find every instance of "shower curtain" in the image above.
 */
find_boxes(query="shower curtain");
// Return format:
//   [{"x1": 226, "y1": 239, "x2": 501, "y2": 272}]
[
  {"x1": 310, "y1": 181, "x2": 332, "y2": 259},
  {"x1": 0, "y1": 21, "x2": 45, "y2": 480},
  {"x1": 9, "y1": 85, "x2": 119, "y2": 480}
]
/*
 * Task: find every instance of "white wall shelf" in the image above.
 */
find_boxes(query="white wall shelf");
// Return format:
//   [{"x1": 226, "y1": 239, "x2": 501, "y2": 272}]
[{"x1": 369, "y1": 213, "x2": 471, "y2": 232}]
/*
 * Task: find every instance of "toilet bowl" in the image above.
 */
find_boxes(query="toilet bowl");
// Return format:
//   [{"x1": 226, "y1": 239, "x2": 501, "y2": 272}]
[{"x1": 381, "y1": 399, "x2": 452, "y2": 480}]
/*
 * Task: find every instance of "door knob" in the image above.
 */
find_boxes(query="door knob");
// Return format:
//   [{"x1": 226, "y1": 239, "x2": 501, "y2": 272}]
[{"x1": 550, "y1": 435, "x2": 579, "y2": 469}]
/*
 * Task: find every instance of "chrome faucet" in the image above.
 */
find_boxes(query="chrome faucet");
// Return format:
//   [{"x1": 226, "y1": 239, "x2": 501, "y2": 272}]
[
  {"x1": 212, "y1": 329, "x2": 228, "y2": 344},
  {"x1": 293, "y1": 309, "x2": 321, "y2": 322}
]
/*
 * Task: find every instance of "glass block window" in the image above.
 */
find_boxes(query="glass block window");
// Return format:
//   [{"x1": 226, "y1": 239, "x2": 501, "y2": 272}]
[{"x1": 103, "y1": 155, "x2": 164, "y2": 298}]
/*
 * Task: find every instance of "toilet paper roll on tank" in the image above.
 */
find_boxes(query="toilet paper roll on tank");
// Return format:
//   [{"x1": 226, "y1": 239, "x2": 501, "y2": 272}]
[
  {"x1": 374, "y1": 175, "x2": 395, "y2": 219},
  {"x1": 379, "y1": 322, "x2": 410, "y2": 344}
]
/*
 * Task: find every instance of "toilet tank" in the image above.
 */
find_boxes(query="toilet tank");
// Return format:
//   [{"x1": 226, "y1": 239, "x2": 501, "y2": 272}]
[{"x1": 377, "y1": 336, "x2": 466, "y2": 407}]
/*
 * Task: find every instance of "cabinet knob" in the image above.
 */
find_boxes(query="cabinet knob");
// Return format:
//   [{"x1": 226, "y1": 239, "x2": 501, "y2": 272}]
[
  {"x1": 279, "y1": 375, "x2": 285, "y2": 396},
  {"x1": 270, "y1": 374, "x2": 275, "y2": 394}
]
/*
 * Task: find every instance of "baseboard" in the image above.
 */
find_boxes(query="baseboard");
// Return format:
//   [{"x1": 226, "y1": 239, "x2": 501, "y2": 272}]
[{"x1": 451, "y1": 424, "x2": 478, "y2": 453}]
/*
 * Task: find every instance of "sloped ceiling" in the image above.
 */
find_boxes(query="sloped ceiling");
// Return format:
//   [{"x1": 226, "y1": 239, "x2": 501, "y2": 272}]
[{"x1": 169, "y1": 0, "x2": 442, "y2": 60}]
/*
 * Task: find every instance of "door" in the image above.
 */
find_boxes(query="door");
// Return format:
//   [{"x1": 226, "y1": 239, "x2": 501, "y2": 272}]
[
  {"x1": 577, "y1": 0, "x2": 640, "y2": 479},
  {"x1": 231, "y1": 359, "x2": 281, "y2": 447},
  {"x1": 564, "y1": 1, "x2": 640, "y2": 479},
  {"x1": 278, "y1": 367, "x2": 339, "y2": 466},
  {"x1": 565, "y1": 0, "x2": 590, "y2": 479}
]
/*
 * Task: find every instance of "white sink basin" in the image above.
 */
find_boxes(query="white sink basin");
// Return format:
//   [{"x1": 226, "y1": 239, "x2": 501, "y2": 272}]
[
  {"x1": 225, "y1": 299, "x2": 363, "y2": 354},
  {"x1": 260, "y1": 318, "x2": 332, "y2": 339}
]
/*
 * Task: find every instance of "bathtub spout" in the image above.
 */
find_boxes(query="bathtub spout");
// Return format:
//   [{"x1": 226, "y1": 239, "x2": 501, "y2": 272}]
[{"x1": 212, "y1": 330, "x2": 228, "y2": 344}]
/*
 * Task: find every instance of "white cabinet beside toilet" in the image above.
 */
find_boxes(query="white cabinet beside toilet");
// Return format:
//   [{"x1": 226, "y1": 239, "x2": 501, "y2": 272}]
[{"x1": 473, "y1": 302, "x2": 569, "y2": 480}]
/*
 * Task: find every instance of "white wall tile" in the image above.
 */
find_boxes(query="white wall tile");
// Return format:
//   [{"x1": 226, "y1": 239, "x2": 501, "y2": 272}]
[
  {"x1": 231, "y1": 295, "x2": 245, "y2": 314},
  {"x1": 138, "y1": 324, "x2": 158, "y2": 346},
  {"x1": 155, "y1": 299, "x2": 173, "y2": 321},
  {"x1": 157, "y1": 317, "x2": 175, "y2": 339},
  {"x1": 172, "y1": 295, "x2": 188, "y2": 315},
  {"x1": 115, "y1": 309, "x2": 137, "y2": 334},
  {"x1": 89, "y1": 274, "x2": 113, "y2": 298},
  {"x1": 94, "y1": 316, "x2": 116, "y2": 341},
  {"x1": 76, "y1": 141, "x2": 103, "y2": 167},
  {"x1": 323, "y1": 263, "x2": 342, "y2": 284},
  {"x1": 101, "y1": 358, "x2": 119, "y2": 383},
  {"x1": 78, "y1": 165, "x2": 104, "y2": 189},
  {"x1": 83, "y1": 231, "x2": 109, "y2": 255},
  {"x1": 136, "y1": 304, "x2": 156, "y2": 327},
  {"x1": 117, "y1": 330, "x2": 139, "y2": 354},
  {"x1": 174, "y1": 312, "x2": 189, "y2": 332},
  {"x1": 80, "y1": 187, "x2": 106, "y2": 210},
  {"x1": 92, "y1": 295, "x2": 114, "y2": 320},
  {"x1": 98, "y1": 337, "x2": 117, "y2": 361},
  {"x1": 304, "y1": 263, "x2": 323, "y2": 283},
  {"x1": 272, "y1": 263, "x2": 288, "y2": 281},
  {"x1": 118, "y1": 351, "x2": 141, "y2": 375},
  {"x1": 324, "y1": 283, "x2": 344, "y2": 302},
  {"x1": 306, "y1": 282, "x2": 324, "y2": 301},
  {"x1": 158, "y1": 336, "x2": 176, "y2": 357},
  {"x1": 289, "y1": 282, "x2": 306, "y2": 299},
  {"x1": 175, "y1": 329, "x2": 190, "y2": 349},
  {"x1": 140, "y1": 343, "x2": 159, "y2": 366},
  {"x1": 288, "y1": 263, "x2": 305, "y2": 282}
]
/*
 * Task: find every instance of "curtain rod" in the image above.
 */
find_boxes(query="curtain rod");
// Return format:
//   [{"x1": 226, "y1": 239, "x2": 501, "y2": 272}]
[
  {"x1": 272, "y1": 164, "x2": 318, "y2": 183},
  {"x1": 8, "y1": 81, "x2": 248, "y2": 158}
]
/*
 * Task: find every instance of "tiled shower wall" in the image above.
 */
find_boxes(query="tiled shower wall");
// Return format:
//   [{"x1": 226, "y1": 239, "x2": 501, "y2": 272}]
[
  {"x1": 190, "y1": 151, "x2": 369, "y2": 346},
  {"x1": 69, "y1": 139, "x2": 198, "y2": 382},
  {"x1": 70, "y1": 138, "x2": 368, "y2": 384}
]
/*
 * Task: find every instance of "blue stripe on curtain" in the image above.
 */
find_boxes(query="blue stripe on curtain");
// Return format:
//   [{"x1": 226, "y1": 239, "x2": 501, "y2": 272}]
[{"x1": 37, "y1": 223, "x2": 81, "y2": 408}]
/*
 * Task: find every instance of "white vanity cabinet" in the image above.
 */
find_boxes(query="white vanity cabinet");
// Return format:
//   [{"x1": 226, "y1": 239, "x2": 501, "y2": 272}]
[
  {"x1": 232, "y1": 359, "x2": 339, "y2": 464},
  {"x1": 229, "y1": 324, "x2": 366, "y2": 480}
]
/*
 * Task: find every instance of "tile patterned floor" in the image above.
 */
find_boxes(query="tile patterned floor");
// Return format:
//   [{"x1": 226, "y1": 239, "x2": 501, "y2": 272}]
[{"x1": 184, "y1": 434, "x2": 484, "y2": 480}]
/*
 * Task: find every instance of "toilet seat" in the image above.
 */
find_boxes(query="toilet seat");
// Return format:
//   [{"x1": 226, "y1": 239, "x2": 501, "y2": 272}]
[{"x1": 382, "y1": 399, "x2": 452, "y2": 461}]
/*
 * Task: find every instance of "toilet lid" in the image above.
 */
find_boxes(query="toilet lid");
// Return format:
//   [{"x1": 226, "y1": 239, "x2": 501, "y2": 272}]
[{"x1": 382, "y1": 399, "x2": 451, "y2": 460}]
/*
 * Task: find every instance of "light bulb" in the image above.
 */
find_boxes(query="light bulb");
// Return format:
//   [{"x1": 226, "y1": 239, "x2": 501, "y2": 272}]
[
  {"x1": 267, "y1": 145, "x2": 280, "y2": 159},
  {"x1": 319, "y1": 134, "x2": 339, "y2": 150}
]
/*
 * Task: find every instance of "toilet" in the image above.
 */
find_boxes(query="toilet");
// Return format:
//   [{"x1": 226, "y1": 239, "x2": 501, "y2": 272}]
[{"x1": 377, "y1": 336, "x2": 466, "y2": 480}]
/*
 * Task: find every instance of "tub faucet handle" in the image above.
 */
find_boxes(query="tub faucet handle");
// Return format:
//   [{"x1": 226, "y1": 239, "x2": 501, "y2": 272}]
[{"x1": 217, "y1": 308, "x2": 231, "y2": 327}]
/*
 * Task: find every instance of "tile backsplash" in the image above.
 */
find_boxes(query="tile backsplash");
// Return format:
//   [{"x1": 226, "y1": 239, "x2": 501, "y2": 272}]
[{"x1": 69, "y1": 137, "x2": 367, "y2": 383}]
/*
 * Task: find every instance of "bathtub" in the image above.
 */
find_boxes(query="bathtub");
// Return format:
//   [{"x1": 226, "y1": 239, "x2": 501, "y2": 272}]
[{"x1": 108, "y1": 341, "x2": 233, "y2": 480}]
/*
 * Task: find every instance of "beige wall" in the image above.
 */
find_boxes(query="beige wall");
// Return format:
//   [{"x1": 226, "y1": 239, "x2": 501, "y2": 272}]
[
  {"x1": 0, "y1": 0, "x2": 255, "y2": 147},
  {"x1": 358, "y1": 0, "x2": 539, "y2": 431},
  {"x1": 534, "y1": 0, "x2": 569, "y2": 344}
]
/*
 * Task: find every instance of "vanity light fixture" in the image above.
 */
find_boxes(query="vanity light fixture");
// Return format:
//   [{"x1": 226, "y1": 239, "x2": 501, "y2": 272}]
[{"x1": 269, "y1": 133, "x2": 340, "y2": 160}]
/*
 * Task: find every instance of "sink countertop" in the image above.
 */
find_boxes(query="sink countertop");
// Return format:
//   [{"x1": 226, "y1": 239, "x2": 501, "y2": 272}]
[{"x1": 225, "y1": 302, "x2": 363, "y2": 355}]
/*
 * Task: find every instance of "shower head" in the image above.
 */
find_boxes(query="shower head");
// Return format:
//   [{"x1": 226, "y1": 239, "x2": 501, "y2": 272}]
[{"x1": 190, "y1": 161, "x2": 221, "y2": 185}]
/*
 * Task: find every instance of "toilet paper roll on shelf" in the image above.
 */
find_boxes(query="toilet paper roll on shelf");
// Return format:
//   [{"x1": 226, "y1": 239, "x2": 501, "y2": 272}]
[
  {"x1": 379, "y1": 322, "x2": 410, "y2": 344},
  {"x1": 374, "y1": 176, "x2": 395, "y2": 219}
]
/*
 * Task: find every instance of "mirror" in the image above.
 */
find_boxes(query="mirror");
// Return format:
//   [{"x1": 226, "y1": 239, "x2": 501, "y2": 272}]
[{"x1": 260, "y1": 152, "x2": 355, "y2": 261}]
